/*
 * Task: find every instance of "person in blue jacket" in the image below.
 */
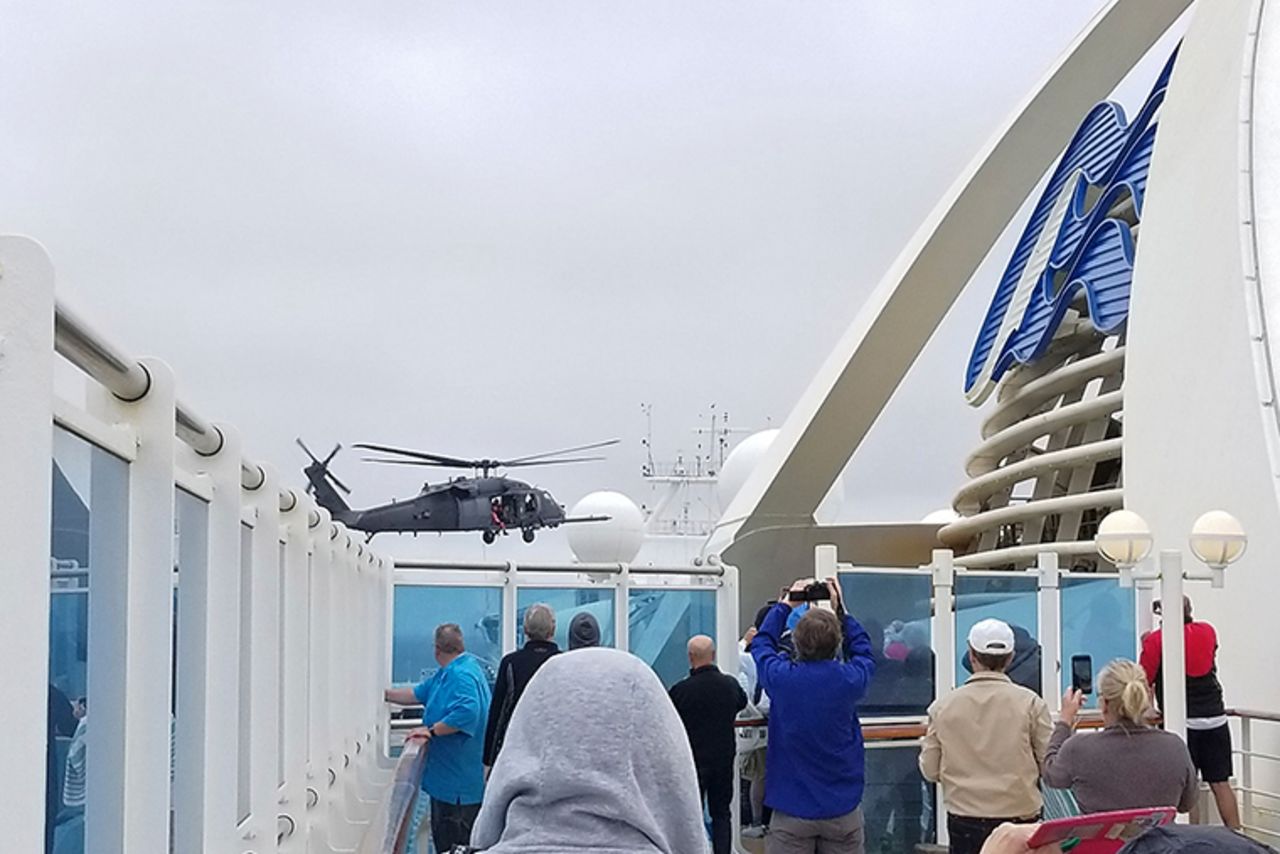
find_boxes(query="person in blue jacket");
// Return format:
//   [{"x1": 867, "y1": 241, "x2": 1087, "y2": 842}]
[
  {"x1": 751, "y1": 578, "x2": 876, "y2": 854},
  {"x1": 385, "y1": 622, "x2": 492, "y2": 853}
]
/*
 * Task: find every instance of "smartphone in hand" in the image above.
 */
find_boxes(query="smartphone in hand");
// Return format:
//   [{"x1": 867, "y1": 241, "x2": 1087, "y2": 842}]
[{"x1": 1071, "y1": 654, "x2": 1093, "y2": 695}]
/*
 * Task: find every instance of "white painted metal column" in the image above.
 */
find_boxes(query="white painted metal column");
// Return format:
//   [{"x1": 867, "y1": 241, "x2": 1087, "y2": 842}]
[
  {"x1": 88, "y1": 357, "x2": 177, "y2": 854},
  {"x1": 616, "y1": 563, "x2": 631, "y2": 654},
  {"x1": 183, "y1": 424, "x2": 246, "y2": 853},
  {"x1": 246, "y1": 464, "x2": 282, "y2": 853},
  {"x1": 1158, "y1": 550, "x2": 1188, "y2": 742},
  {"x1": 502, "y1": 562, "x2": 519, "y2": 655},
  {"x1": 1038, "y1": 552, "x2": 1063, "y2": 710},
  {"x1": 931, "y1": 549, "x2": 956, "y2": 848},
  {"x1": 715, "y1": 563, "x2": 740, "y2": 675},
  {"x1": 307, "y1": 510, "x2": 335, "y2": 854},
  {"x1": 0, "y1": 236, "x2": 56, "y2": 853},
  {"x1": 279, "y1": 491, "x2": 313, "y2": 851}
]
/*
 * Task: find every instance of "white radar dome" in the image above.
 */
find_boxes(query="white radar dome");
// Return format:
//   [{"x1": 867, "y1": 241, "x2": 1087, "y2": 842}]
[
  {"x1": 716, "y1": 429, "x2": 780, "y2": 508},
  {"x1": 717, "y1": 429, "x2": 845, "y2": 524},
  {"x1": 567, "y1": 491, "x2": 645, "y2": 564}
]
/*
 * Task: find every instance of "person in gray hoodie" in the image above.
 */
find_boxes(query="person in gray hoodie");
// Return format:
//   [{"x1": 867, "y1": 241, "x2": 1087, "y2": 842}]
[{"x1": 469, "y1": 647, "x2": 710, "y2": 854}]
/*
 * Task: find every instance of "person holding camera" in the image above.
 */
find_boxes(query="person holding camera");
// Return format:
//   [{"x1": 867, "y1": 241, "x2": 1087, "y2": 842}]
[
  {"x1": 750, "y1": 577, "x2": 876, "y2": 854},
  {"x1": 919, "y1": 619, "x2": 1052, "y2": 854}
]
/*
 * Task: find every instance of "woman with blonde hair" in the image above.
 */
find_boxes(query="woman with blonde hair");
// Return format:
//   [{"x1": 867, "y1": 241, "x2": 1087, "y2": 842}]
[{"x1": 1042, "y1": 659, "x2": 1198, "y2": 814}]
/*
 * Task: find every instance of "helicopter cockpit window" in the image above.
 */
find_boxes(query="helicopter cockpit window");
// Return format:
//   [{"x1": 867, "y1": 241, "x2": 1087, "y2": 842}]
[{"x1": 521, "y1": 493, "x2": 539, "y2": 515}]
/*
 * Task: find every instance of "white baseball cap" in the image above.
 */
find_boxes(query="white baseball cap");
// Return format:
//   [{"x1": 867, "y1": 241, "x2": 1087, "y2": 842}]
[{"x1": 967, "y1": 619, "x2": 1015, "y2": 655}]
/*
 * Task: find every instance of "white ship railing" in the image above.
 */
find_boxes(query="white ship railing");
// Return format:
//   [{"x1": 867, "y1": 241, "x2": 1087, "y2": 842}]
[{"x1": 0, "y1": 235, "x2": 393, "y2": 854}]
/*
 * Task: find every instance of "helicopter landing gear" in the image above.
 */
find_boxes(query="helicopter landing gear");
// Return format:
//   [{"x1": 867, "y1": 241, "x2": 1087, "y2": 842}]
[
  {"x1": 522, "y1": 528, "x2": 536, "y2": 544},
  {"x1": 482, "y1": 530, "x2": 496, "y2": 545}
]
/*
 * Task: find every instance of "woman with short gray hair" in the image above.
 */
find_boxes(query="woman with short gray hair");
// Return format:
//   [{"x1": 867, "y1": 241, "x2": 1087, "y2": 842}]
[{"x1": 483, "y1": 603, "x2": 560, "y2": 767}]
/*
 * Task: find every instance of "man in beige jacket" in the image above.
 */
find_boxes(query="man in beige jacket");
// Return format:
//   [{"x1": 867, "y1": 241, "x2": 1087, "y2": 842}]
[{"x1": 919, "y1": 619, "x2": 1052, "y2": 854}]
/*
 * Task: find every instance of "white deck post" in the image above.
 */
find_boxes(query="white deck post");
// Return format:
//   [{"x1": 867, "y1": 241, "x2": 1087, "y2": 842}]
[
  {"x1": 1158, "y1": 550, "x2": 1188, "y2": 743},
  {"x1": 931, "y1": 549, "x2": 956, "y2": 847},
  {"x1": 245, "y1": 464, "x2": 282, "y2": 853},
  {"x1": 181, "y1": 424, "x2": 247, "y2": 851},
  {"x1": 0, "y1": 236, "x2": 56, "y2": 853},
  {"x1": 87, "y1": 357, "x2": 177, "y2": 854},
  {"x1": 279, "y1": 491, "x2": 313, "y2": 851},
  {"x1": 1037, "y1": 552, "x2": 1062, "y2": 710},
  {"x1": 307, "y1": 510, "x2": 335, "y2": 853},
  {"x1": 616, "y1": 563, "x2": 631, "y2": 654}
]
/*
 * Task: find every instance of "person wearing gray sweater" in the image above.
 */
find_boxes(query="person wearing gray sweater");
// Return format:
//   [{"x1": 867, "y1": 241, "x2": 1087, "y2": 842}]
[
  {"x1": 470, "y1": 647, "x2": 710, "y2": 854},
  {"x1": 1042, "y1": 659, "x2": 1198, "y2": 815}
]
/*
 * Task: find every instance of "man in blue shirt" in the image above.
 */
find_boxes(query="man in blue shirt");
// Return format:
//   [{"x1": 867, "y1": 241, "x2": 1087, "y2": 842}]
[
  {"x1": 385, "y1": 622, "x2": 492, "y2": 852},
  {"x1": 751, "y1": 578, "x2": 876, "y2": 854}
]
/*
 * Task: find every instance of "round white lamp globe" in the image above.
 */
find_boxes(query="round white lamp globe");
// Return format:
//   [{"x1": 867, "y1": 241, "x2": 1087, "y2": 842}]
[
  {"x1": 1095, "y1": 510, "x2": 1153, "y2": 587},
  {"x1": 1189, "y1": 510, "x2": 1247, "y2": 569},
  {"x1": 566, "y1": 491, "x2": 645, "y2": 564}
]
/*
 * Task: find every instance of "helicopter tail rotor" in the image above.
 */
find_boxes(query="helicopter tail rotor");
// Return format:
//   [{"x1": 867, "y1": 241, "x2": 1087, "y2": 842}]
[{"x1": 297, "y1": 438, "x2": 352, "y2": 495}]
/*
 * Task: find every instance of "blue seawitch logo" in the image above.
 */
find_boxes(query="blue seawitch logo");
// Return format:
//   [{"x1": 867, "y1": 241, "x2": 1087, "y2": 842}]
[{"x1": 963, "y1": 50, "x2": 1177, "y2": 406}]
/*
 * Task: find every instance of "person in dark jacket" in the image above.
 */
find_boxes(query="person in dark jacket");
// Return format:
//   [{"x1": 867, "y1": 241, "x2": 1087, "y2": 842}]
[
  {"x1": 669, "y1": 635, "x2": 748, "y2": 854},
  {"x1": 483, "y1": 603, "x2": 560, "y2": 768},
  {"x1": 752, "y1": 578, "x2": 876, "y2": 854}
]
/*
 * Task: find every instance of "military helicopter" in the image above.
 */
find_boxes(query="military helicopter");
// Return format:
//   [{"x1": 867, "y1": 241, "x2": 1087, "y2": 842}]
[{"x1": 296, "y1": 437, "x2": 618, "y2": 544}]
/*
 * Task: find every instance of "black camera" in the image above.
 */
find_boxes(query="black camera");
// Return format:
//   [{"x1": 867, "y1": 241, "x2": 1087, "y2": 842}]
[{"x1": 788, "y1": 581, "x2": 831, "y2": 604}]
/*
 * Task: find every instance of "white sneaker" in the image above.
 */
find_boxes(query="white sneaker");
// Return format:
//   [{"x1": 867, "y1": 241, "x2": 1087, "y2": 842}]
[{"x1": 742, "y1": 825, "x2": 766, "y2": 839}]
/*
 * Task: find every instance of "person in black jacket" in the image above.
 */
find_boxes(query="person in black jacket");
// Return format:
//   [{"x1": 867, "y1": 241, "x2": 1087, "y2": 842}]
[
  {"x1": 669, "y1": 635, "x2": 748, "y2": 854},
  {"x1": 483, "y1": 603, "x2": 560, "y2": 768}
]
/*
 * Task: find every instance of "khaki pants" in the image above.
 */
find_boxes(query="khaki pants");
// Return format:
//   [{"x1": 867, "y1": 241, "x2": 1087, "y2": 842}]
[{"x1": 766, "y1": 806, "x2": 864, "y2": 854}]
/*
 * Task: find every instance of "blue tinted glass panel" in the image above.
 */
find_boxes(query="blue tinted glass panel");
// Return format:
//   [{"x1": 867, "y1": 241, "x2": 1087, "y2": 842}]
[
  {"x1": 393, "y1": 586, "x2": 503, "y2": 687},
  {"x1": 954, "y1": 575, "x2": 1040, "y2": 693},
  {"x1": 628, "y1": 589, "x2": 715, "y2": 689},
  {"x1": 1062, "y1": 576, "x2": 1136, "y2": 709},
  {"x1": 839, "y1": 573, "x2": 934, "y2": 716},
  {"x1": 49, "y1": 427, "x2": 129, "y2": 851},
  {"x1": 862, "y1": 744, "x2": 937, "y2": 851},
  {"x1": 517, "y1": 587, "x2": 616, "y2": 650}
]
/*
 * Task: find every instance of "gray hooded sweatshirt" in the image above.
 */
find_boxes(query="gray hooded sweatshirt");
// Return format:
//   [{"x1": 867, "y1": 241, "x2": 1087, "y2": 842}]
[{"x1": 470, "y1": 647, "x2": 710, "y2": 854}]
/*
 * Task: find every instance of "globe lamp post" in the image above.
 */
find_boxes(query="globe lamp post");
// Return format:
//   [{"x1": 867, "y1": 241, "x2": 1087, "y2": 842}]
[{"x1": 1095, "y1": 509, "x2": 1248, "y2": 746}]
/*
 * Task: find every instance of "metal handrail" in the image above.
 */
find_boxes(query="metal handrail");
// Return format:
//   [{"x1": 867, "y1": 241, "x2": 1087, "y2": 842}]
[
  {"x1": 1230, "y1": 708, "x2": 1280, "y2": 725},
  {"x1": 54, "y1": 299, "x2": 304, "y2": 514},
  {"x1": 394, "y1": 559, "x2": 725, "y2": 576}
]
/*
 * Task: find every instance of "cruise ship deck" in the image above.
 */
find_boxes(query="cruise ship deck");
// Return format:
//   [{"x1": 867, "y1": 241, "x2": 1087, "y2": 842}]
[{"x1": 10, "y1": 1, "x2": 1280, "y2": 853}]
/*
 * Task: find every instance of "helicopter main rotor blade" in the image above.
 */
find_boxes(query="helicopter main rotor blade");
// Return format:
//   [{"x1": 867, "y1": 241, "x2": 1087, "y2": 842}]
[
  {"x1": 353, "y1": 443, "x2": 478, "y2": 469},
  {"x1": 501, "y1": 456, "x2": 608, "y2": 468},
  {"x1": 501, "y1": 438, "x2": 621, "y2": 466},
  {"x1": 360, "y1": 457, "x2": 459, "y2": 468}
]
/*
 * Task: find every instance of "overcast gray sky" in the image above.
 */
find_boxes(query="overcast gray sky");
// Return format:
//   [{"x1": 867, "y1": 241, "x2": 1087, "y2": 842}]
[{"x1": 2, "y1": 2, "x2": 1183, "y2": 559}]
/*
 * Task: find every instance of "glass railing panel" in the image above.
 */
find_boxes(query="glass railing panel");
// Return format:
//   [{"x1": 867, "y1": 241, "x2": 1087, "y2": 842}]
[
  {"x1": 839, "y1": 572, "x2": 934, "y2": 717},
  {"x1": 1061, "y1": 576, "x2": 1136, "y2": 708},
  {"x1": 393, "y1": 585, "x2": 504, "y2": 687},
  {"x1": 862, "y1": 743, "x2": 937, "y2": 854},
  {"x1": 515, "y1": 587, "x2": 616, "y2": 650},
  {"x1": 628, "y1": 589, "x2": 715, "y2": 689},
  {"x1": 954, "y1": 574, "x2": 1040, "y2": 693},
  {"x1": 48, "y1": 427, "x2": 129, "y2": 854}
]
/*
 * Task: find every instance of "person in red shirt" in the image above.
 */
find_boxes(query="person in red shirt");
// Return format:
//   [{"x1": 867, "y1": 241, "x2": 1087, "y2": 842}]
[{"x1": 1140, "y1": 595, "x2": 1240, "y2": 830}]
